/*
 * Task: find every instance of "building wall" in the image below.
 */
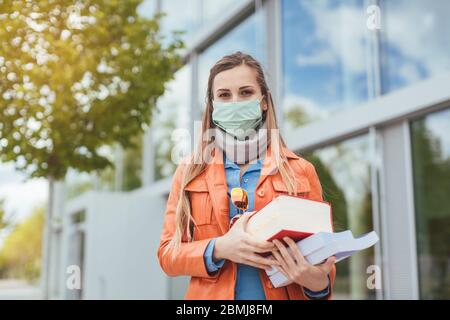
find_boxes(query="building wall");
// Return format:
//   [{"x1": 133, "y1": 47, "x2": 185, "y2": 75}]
[{"x1": 56, "y1": 191, "x2": 170, "y2": 299}]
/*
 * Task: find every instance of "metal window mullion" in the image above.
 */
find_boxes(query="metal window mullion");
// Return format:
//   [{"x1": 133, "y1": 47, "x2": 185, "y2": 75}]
[
  {"x1": 376, "y1": 127, "x2": 392, "y2": 299},
  {"x1": 366, "y1": 0, "x2": 385, "y2": 300},
  {"x1": 264, "y1": 0, "x2": 284, "y2": 132},
  {"x1": 369, "y1": 127, "x2": 384, "y2": 300},
  {"x1": 189, "y1": 51, "x2": 200, "y2": 149},
  {"x1": 401, "y1": 120, "x2": 420, "y2": 299}
]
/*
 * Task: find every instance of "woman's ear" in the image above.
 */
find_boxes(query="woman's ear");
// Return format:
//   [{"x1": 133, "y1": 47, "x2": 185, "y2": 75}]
[{"x1": 261, "y1": 95, "x2": 268, "y2": 111}]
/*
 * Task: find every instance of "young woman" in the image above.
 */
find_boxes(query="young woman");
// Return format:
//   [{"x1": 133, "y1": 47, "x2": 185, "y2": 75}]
[{"x1": 157, "y1": 52, "x2": 336, "y2": 300}]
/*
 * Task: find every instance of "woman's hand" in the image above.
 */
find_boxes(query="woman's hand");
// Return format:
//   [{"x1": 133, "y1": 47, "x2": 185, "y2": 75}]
[
  {"x1": 214, "y1": 213, "x2": 280, "y2": 271},
  {"x1": 272, "y1": 237, "x2": 335, "y2": 292}
]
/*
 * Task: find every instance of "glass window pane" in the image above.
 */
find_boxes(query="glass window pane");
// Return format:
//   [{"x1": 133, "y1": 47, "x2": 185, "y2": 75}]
[
  {"x1": 380, "y1": 0, "x2": 450, "y2": 93},
  {"x1": 282, "y1": 0, "x2": 369, "y2": 131},
  {"x1": 201, "y1": 0, "x2": 236, "y2": 27},
  {"x1": 411, "y1": 108, "x2": 450, "y2": 299},
  {"x1": 197, "y1": 13, "x2": 265, "y2": 112},
  {"x1": 300, "y1": 135, "x2": 376, "y2": 299},
  {"x1": 153, "y1": 64, "x2": 191, "y2": 181},
  {"x1": 159, "y1": 0, "x2": 202, "y2": 43}
]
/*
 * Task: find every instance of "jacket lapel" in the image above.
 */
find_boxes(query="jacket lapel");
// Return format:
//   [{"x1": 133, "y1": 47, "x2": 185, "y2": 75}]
[
  {"x1": 203, "y1": 144, "x2": 300, "y2": 235},
  {"x1": 255, "y1": 144, "x2": 299, "y2": 190},
  {"x1": 205, "y1": 147, "x2": 230, "y2": 234}
]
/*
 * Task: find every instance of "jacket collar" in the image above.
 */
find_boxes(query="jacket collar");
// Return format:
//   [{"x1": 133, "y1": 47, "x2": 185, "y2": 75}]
[{"x1": 202, "y1": 143, "x2": 298, "y2": 234}]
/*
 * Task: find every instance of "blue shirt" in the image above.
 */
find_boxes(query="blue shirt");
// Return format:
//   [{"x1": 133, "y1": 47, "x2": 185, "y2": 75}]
[{"x1": 203, "y1": 153, "x2": 330, "y2": 299}]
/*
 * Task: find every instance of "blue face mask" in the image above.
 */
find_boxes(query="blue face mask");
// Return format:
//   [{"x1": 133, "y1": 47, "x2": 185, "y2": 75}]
[{"x1": 212, "y1": 97, "x2": 263, "y2": 140}]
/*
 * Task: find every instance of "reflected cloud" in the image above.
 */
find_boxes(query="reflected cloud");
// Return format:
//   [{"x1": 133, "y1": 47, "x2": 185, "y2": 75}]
[
  {"x1": 381, "y1": 0, "x2": 450, "y2": 91},
  {"x1": 295, "y1": 0, "x2": 367, "y2": 74}
]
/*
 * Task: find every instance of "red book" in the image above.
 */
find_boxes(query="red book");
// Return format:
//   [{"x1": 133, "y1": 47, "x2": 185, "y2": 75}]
[{"x1": 246, "y1": 195, "x2": 333, "y2": 245}]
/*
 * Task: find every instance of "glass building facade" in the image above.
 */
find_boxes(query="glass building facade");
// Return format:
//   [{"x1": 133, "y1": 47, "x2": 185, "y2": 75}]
[{"x1": 63, "y1": 0, "x2": 450, "y2": 299}]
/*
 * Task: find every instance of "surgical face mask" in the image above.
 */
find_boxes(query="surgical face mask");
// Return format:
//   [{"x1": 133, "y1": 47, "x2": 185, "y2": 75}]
[{"x1": 212, "y1": 97, "x2": 263, "y2": 140}]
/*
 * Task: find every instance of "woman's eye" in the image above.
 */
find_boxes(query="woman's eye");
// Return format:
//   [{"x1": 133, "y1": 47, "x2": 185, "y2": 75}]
[
  {"x1": 241, "y1": 90, "x2": 253, "y2": 96},
  {"x1": 219, "y1": 93, "x2": 230, "y2": 98}
]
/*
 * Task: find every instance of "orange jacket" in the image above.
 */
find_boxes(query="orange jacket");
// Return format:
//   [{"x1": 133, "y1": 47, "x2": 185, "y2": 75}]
[{"x1": 157, "y1": 144, "x2": 336, "y2": 300}]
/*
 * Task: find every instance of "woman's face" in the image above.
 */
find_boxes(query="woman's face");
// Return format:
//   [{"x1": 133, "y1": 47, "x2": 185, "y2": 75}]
[{"x1": 212, "y1": 64, "x2": 267, "y2": 111}]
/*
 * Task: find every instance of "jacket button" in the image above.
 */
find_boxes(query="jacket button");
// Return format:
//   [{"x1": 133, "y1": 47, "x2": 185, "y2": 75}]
[{"x1": 258, "y1": 189, "x2": 265, "y2": 197}]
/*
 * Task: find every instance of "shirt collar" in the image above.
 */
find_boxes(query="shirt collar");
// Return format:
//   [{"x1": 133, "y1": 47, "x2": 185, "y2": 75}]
[{"x1": 223, "y1": 152, "x2": 265, "y2": 171}]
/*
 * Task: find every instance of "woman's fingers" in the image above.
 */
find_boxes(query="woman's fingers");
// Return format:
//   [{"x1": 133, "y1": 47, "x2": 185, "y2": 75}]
[
  {"x1": 272, "y1": 249, "x2": 293, "y2": 280},
  {"x1": 317, "y1": 256, "x2": 336, "y2": 274},
  {"x1": 245, "y1": 235, "x2": 276, "y2": 252},
  {"x1": 247, "y1": 245, "x2": 275, "y2": 254},
  {"x1": 244, "y1": 252, "x2": 280, "y2": 268},
  {"x1": 276, "y1": 264, "x2": 290, "y2": 280},
  {"x1": 283, "y1": 237, "x2": 307, "y2": 265},
  {"x1": 240, "y1": 258, "x2": 271, "y2": 270},
  {"x1": 238, "y1": 252, "x2": 279, "y2": 270},
  {"x1": 273, "y1": 239, "x2": 297, "y2": 270}
]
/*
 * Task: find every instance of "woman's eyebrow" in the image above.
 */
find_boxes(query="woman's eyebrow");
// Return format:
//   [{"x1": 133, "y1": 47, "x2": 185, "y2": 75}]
[{"x1": 216, "y1": 85, "x2": 255, "y2": 92}]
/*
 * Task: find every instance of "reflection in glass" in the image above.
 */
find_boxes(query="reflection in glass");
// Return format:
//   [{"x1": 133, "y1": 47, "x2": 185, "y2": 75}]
[
  {"x1": 411, "y1": 108, "x2": 450, "y2": 299},
  {"x1": 202, "y1": 0, "x2": 236, "y2": 27},
  {"x1": 197, "y1": 13, "x2": 265, "y2": 112},
  {"x1": 158, "y1": 0, "x2": 202, "y2": 43},
  {"x1": 299, "y1": 135, "x2": 376, "y2": 299},
  {"x1": 139, "y1": 0, "x2": 240, "y2": 45},
  {"x1": 281, "y1": 0, "x2": 369, "y2": 131},
  {"x1": 380, "y1": 0, "x2": 450, "y2": 93},
  {"x1": 153, "y1": 64, "x2": 191, "y2": 180}
]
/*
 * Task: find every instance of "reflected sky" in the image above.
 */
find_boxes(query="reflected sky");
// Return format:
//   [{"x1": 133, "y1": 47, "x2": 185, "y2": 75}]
[
  {"x1": 380, "y1": 0, "x2": 450, "y2": 93},
  {"x1": 138, "y1": 0, "x2": 237, "y2": 44},
  {"x1": 282, "y1": 0, "x2": 450, "y2": 130},
  {"x1": 282, "y1": 0, "x2": 369, "y2": 129}
]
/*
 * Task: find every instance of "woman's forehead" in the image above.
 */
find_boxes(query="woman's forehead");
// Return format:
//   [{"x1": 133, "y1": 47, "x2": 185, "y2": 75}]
[{"x1": 213, "y1": 65, "x2": 259, "y2": 91}]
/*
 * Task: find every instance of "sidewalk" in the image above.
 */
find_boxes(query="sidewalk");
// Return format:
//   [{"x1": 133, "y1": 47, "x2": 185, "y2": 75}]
[{"x1": 0, "y1": 279, "x2": 42, "y2": 300}]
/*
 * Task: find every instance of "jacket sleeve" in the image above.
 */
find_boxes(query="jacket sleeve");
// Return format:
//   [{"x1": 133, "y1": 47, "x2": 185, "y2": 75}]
[
  {"x1": 300, "y1": 160, "x2": 337, "y2": 300},
  {"x1": 157, "y1": 163, "x2": 220, "y2": 279}
]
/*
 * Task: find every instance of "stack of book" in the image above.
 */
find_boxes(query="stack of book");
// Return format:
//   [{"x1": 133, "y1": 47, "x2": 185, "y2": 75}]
[{"x1": 245, "y1": 195, "x2": 379, "y2": 288}]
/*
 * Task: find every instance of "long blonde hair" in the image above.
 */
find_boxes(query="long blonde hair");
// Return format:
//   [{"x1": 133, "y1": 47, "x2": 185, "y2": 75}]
[{"x1": 164, "y1": 51, "x2": 298, "y2": 258}]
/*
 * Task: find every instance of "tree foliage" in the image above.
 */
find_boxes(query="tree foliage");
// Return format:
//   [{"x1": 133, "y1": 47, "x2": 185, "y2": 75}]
[
  {"x1": 0, "y1": 205, "x2": 44, "y2": 281},
  {"x1": 0, "y1": 0, "x2": 184, "y2": 180}
]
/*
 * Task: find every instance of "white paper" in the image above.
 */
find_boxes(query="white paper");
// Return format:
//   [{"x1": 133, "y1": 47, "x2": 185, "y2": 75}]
[{"x1": 267, "y1": 230, "x2": 379, "y2": 288}]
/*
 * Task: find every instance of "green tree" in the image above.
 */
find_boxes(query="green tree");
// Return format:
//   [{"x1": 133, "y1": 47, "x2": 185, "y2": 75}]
[
  {"x1": 284, "y1": 104, "x2": 310, "y2": 128},
  {"x1": 0, "y1": 0, "x2": 183, "y2": 179},
  {"x1": 0, "y1": 206, "x2": 44, "y2": 281},
  {"x1": 411, "y1": 119, "x2": 450, "y2": 299},
  {"x1": 123, "y1": 132, "x2": 143, "y2": 190},
  {"x1": 0, "y1": 198, "x2": 15, "y2": 233},
  {"x1": 0, "y1": 0, "x2": 184, "y2": 297}
]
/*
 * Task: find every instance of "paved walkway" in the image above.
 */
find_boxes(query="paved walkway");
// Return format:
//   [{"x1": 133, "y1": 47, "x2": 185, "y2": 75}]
[{"x1": 0, "y1": 279, "x2": 42, "y2": 300}]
